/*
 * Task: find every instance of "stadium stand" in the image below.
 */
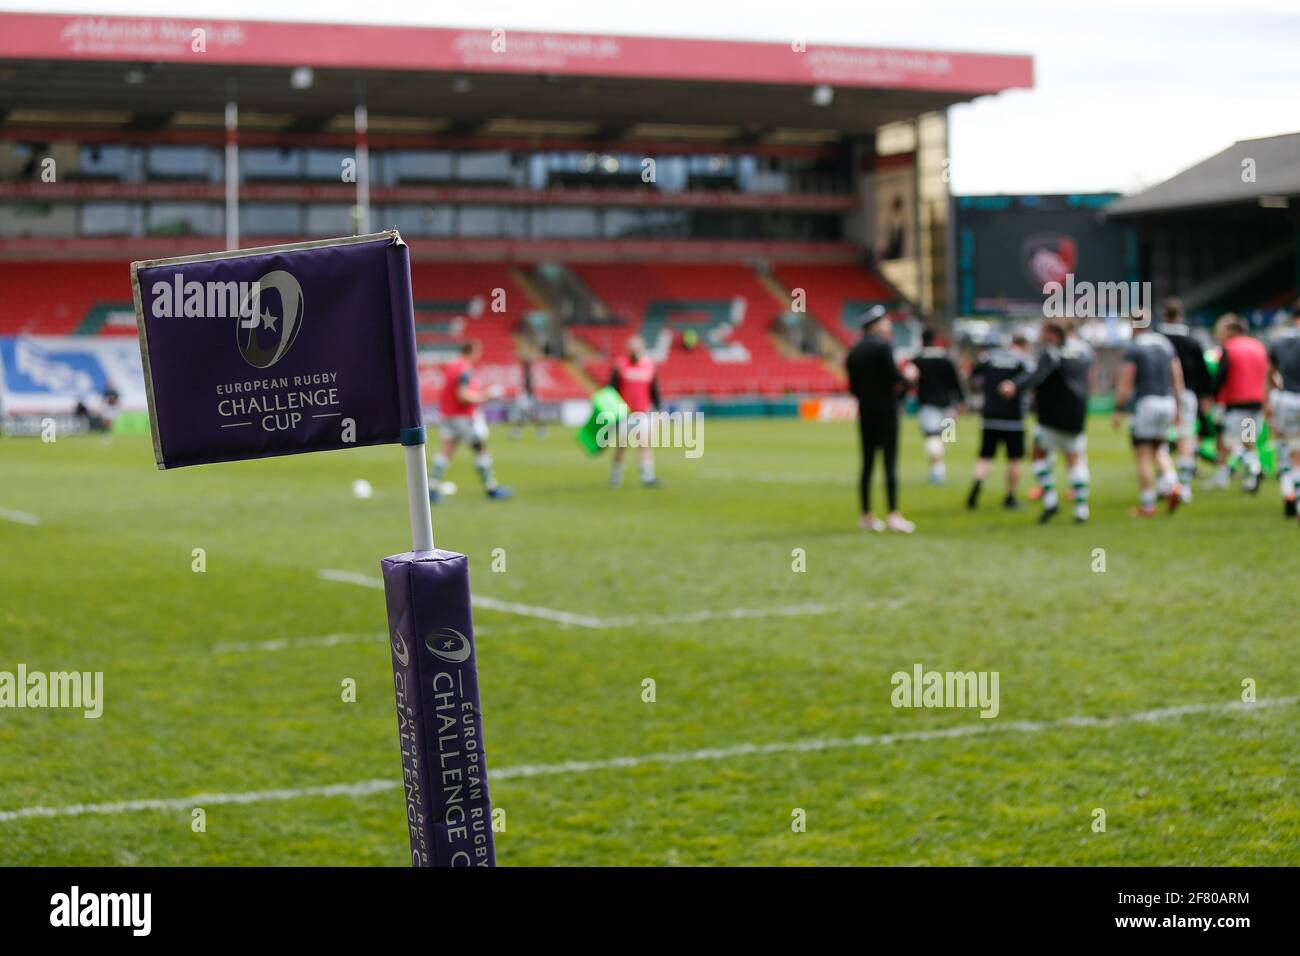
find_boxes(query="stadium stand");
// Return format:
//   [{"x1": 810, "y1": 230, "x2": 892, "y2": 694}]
[
  {"x1": 772, "y1": 263, "x2": 899, "y2": 347},
  {"x1": 0, "y1": 262, "x2": 134, "y2": 336},
  {"x1": 573, "y1": 262, "x2": 843, "y2": 396},
  {"x1": 407, "y1": 262, "x2": 585, "y2": 401}
]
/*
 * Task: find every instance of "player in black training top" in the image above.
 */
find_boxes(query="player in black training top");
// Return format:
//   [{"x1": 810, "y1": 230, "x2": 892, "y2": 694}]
[
  {"x1": 1001, "y1": 320, "x2": 1095, "y2": 524},
  {"x1": 967, "y1": 333, "x2": 1033, "y2": 510},
  {"x1": 1266, "y1": 298, "x2": 1300, "y2": 518},
  {"x1": 909, "y1": 327, "x2": 965, "y2": 485},
  {"x1": 1158, "y1": 297, "x2": 1213, "y2": 502}
]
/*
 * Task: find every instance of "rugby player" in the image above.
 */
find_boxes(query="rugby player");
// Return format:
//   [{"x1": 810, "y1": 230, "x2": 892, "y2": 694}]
[
  {"x1": 509, "y1": 355, "x2": 547, "y2": 439},
  {"x1": 1000, "y1": 320, "x2": 1094, "y2": 523},
  {"x1": 429, "y1": 340, "x2": 514, "y2": 503},
  {"x1": 967, "y1": 333, "x2": 1033, "y2": 511},
  {"x1": 1212, "y1": 314, "x2": 1270, "y2": 494},
  {"x1": 1157, "y1": 297, "x2": 1214, "y2": 501},
  {"x1": 609, "y1": 335, "x2": 661, "y2": 488},
  {"x1": 911, "y1": 327, "x2": 965, "y2": 485},
  {"x1": 1114, "y1": 319, "x2": 1184, "y2": 516},
  {"x1": 1266, "y1": 299, "x2": 1300, "y2": 518}
]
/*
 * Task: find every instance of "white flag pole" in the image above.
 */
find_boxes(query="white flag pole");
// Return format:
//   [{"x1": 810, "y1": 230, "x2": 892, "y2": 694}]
[
  {"x1": 403, "y1": 440, "x2": 435, "y2": 552},
  {"x1": 224, "y1": 99, "x2": 239, "y2": 251}
]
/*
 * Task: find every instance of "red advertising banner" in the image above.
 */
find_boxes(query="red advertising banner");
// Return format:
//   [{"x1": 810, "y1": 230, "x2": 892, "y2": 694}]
[{"x1": 0, "y1": 13, "x2": 1033, "y2": 94}]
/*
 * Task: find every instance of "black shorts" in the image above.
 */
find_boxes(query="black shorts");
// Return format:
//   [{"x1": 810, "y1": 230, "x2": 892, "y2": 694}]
[{"x1": 980, "y1": 427, "x2": 1025, "y2": 460}]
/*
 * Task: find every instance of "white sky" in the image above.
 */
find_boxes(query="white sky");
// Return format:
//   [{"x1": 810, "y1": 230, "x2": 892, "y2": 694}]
[{"x1": 5, "y1": 0, "x2": 1299, "y2": 195}]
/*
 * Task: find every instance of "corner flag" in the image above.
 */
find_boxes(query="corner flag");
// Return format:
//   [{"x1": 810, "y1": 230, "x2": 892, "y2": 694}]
[{"x1": 131, "y1": 231, "x2": 495, "y2": 866}]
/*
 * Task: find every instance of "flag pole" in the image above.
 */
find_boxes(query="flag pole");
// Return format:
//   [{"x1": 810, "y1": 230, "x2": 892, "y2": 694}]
[{"x1": 403, "y1": 437, "x2": 435, "y2": 552}]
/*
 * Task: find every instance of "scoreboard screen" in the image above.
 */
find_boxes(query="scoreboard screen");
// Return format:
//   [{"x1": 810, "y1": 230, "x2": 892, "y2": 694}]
[{"x1": 953, "y1": 194, "x2": 1137, "y2": 316}]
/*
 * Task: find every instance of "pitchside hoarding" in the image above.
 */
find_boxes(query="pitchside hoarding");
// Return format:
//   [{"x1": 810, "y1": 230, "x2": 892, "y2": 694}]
[
  {"x1": 0, "y1": 335, "x2": 147, "y2": 415},
  {"x1": 953, "y1": 194, "x2": 1137, "y2": 317}
]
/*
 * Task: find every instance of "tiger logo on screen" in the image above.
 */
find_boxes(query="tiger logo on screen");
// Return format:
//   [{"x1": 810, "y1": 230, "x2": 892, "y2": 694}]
[{"x1": 1021, "y1": 233, "x2": 1078, "y2": 292}]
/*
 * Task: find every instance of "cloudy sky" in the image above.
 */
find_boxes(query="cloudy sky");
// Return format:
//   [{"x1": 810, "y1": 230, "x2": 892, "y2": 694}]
[{"x1": 6, "y1": 0, "x2": 1298, "y2": 195}]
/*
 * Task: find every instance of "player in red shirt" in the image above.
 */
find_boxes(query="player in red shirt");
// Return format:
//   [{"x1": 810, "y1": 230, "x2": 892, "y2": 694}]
[
  {"x1": 1212, "y1": 314, "x2": 1270, "y2": 493},
  {"x1": 609, "y1": 335, "x2": 661, "y2": 488},
  {"x1": 430, "y1": 340, "x2": 513, "y2": 502}
]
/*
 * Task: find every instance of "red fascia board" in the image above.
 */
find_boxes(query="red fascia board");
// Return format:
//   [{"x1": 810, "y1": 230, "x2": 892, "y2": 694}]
[{"x1": 0, "y1": 13, "x2": 1033, "y2": 94}]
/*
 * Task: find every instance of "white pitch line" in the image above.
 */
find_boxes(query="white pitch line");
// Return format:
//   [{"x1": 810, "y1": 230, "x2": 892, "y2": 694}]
[
  {"x1": 469, "y1": 595, "x2": 606, "y2": 629},
  {"x1": 317, "y1": 569, "x2": 606, "y2": 628},
  {"x1": 1, "y1": 696, "x2": 1293, "y2": 825},
  {"x1": 210, "y1": 623, "x2": 537, "y2": 655},
  {"x1": 0, "y1": 506, "x2": 40, "y2": 526},
  {"x1": 601, "y1": 602, "x2": 885, "y2": 627},
  {"x1": 0, "y1": 780, "x2": 396, "y2": 824},
  {"x1": 212, "y1": 632, "x2": 386, "y2": 655},
  {"x1": 317, "y1": 568, "x2": 869, "y2": 630}
]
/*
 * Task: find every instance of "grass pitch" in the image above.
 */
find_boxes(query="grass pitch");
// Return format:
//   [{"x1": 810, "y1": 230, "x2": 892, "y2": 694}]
[{"x1": 1, "y1": 416, "x2": 1296, "y2": 865}]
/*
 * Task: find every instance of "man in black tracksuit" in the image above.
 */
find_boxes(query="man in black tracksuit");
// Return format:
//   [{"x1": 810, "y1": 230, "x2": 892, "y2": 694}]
[
  {"x1": 846, "y1": 307, "x2": 915, "y2": 533},
  {"x1": 967, "y1": 334, "x2": 1033, "y2": 510}
]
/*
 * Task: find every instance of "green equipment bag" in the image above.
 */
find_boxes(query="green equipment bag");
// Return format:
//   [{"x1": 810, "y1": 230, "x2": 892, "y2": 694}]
[{"x1": 576, "y1": 386, "x2": 629, "y2": 455}]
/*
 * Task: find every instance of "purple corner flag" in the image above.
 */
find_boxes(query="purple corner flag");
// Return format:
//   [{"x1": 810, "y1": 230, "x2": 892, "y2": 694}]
[
  {"x1": 131, "y1": 231, "x2": 422, "y2": 469},
  {"x1": 132, "y1": 233, "x2": 496, "y2": 867}
]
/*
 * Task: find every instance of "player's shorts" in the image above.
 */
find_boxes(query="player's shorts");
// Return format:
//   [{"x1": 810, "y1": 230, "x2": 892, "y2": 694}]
[
  {"x1": 1034, "y1": 425, "x2": 1086, "y2": 456},
  {"x1": 1175, "y1": 389, "x2": 1198, "y2": 441},
  {"x1": 1221, "y1": 404, "x2": 1263, "y2": 445},
  {"x1": 979, "y1": 425, "x2": 1025, "y2": 460},
  {"x1": 1271, "y1": 390, "x2": 1300, "y2": 442},
  {"x1": 441, "y1": 411, "x2": 488, "y2": 445},
  {"x1": 1130, "y1": 394, "x2": 1177, "y2": 444},
  {"x1": 917, "y1": 404, "x2": 953, "y2": 437}
]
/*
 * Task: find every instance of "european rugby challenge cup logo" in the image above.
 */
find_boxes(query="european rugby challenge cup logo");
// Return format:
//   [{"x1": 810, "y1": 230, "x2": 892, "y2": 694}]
[
  {"x1": 391, "y1": 628, "x2": 411, "y2": 667},
  {"x1": 238, "y1": 270, "x2": 304, "y2": 369},
  {"x1": 425, "y1": 628, "x2": 472, "y2": 664}
]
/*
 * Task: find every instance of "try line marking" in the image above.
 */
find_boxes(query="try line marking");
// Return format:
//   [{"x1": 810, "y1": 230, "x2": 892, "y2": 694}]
[
  {"x1": 0, "y1": 506, "x2": 40, "y2": 526},
  {"x1": 316, "y1": 568, "x2": 872, "y2": 629},
  {"x1": 0, "y1": 696, "x2": 1293, "y2": 824}
]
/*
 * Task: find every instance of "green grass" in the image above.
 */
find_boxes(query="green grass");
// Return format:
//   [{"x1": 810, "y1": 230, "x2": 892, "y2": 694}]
[{"x1": 0, "y1": 417, "x2": 1296, "y2": 865}]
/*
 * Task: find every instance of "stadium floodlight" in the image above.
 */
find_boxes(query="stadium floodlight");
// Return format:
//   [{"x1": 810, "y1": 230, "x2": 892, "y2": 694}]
[
  {"x1": 290, "y1": 66, "x2": 314, "y2": 90},
  {"x1": 811, "y1": 84, "x2": 834, "y2": 106}
]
